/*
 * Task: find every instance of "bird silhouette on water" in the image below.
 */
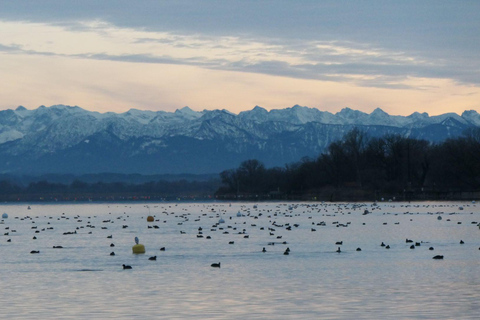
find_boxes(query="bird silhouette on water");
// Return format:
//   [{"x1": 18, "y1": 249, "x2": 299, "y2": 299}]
[{"x1": 211, "y1": 262, "x2": 221, "y2": 268}]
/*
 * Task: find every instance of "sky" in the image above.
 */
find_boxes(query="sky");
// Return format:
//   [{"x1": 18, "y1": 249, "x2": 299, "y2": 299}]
[{"x1": 0, "y1": 0, "x2": 479, "y2": 116}]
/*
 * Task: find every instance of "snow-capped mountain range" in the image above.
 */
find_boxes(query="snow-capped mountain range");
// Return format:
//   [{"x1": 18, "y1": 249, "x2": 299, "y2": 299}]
[{"x1": 0, "y1": 104, "x2": 478, "y2": 175}]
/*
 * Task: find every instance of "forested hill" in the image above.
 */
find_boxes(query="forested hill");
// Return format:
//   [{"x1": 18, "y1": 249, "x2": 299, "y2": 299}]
[{"x1": 216, "y1": 128, "x2": 480, "y2": 201}]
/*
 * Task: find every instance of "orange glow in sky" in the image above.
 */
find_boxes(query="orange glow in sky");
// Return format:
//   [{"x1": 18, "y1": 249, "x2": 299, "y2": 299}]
[{"x1": 0, "y1": 2, "x2": 479, "y2": 116}]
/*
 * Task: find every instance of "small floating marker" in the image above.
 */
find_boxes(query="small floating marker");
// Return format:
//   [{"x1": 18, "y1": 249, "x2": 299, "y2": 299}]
[
  {"x1": 218, "y1": 218, "x2": 225, "y2": 224},
  {"x1": 132, "y1": 236, "x2": 145, "y2": 254},
  {"x1": 2, "y1": 213, "x2": 8, "y2": 219},
  {"x1": 147, "y1": 216, "x2": 154, "y2": 222}
]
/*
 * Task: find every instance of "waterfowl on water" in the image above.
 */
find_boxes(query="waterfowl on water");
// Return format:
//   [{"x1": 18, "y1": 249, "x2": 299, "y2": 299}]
[
  {"x1": 122, "y1": 264, "x2": 132, "y2": 269},
  {"x1": 432, "y1": 255, "x2": 444, "y2": 260},
  {"x1": 149, "y1": 256, "x2": 157, "y2": 261},
  {"x1": 211, "y1": 262, "x2": 221, "y2": 268}
]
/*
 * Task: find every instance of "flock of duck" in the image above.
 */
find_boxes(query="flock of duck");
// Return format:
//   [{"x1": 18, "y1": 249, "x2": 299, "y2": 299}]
[{"x1": 1, "y1": 201, "x2": 478, "y2": 270}]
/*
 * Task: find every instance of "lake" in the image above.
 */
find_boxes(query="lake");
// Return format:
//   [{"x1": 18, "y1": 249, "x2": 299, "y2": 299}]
[{"x1": 0, "y1": 201, "x2": 478, "y2": 319}]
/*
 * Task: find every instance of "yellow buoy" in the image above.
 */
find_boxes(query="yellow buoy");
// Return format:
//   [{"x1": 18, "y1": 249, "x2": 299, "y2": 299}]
[
  {"x1": 132, "y1": 244, "x2": 145, "y2": 254},
  {"x1": 147, "y1": 216, "x2": 154, "y2": 222}
]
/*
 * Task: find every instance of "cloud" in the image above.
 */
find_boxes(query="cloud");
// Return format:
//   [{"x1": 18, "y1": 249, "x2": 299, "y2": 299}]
[{"x1": 0, "y1": 18, "x2": 477, "y2": 91}]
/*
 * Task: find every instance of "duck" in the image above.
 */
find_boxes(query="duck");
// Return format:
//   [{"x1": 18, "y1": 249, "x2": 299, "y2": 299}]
[
  {"x1": 432, "y1": 255, "x2": 444, "y2": 260},
  {"x1": 110, "y1": 252, "x2": 115, "y2": 256},
  {"x1": 336, "y1": 247, "x2": 341, "y2": 253},
  {"x1": 211, "y1": 262, "x2": 221, "y2": 268},
  {"x1": 149, "y1": 256, "x2": 157, "y2": 261},
  {"x1": 122, "y1": 264, "x2": 132, "y2": 269}
]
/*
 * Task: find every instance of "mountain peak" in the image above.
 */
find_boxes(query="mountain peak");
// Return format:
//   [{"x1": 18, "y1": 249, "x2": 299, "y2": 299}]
[
  {"x1": 0, "y1": 104, "x2": 477, "y2": 175},
  {"x1": 371, "y1": 108, "x2": 388, "y2": 115}
]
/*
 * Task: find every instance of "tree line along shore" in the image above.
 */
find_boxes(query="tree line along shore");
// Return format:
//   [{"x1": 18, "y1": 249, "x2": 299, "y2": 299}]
[{"x1": 0, "y1": 128, "x2": 479, "y2": 202}]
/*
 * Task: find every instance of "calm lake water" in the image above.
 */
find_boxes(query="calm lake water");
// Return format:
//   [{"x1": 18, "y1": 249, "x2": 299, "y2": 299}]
[{"x1": 0, "y1": 201, "x2": 478, "y2": 319}]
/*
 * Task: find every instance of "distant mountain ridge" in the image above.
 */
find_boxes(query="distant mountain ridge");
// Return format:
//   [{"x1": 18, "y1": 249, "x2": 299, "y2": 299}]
[{"x1": 0, "y1": 104, "x2": 478, "y2": 175}]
